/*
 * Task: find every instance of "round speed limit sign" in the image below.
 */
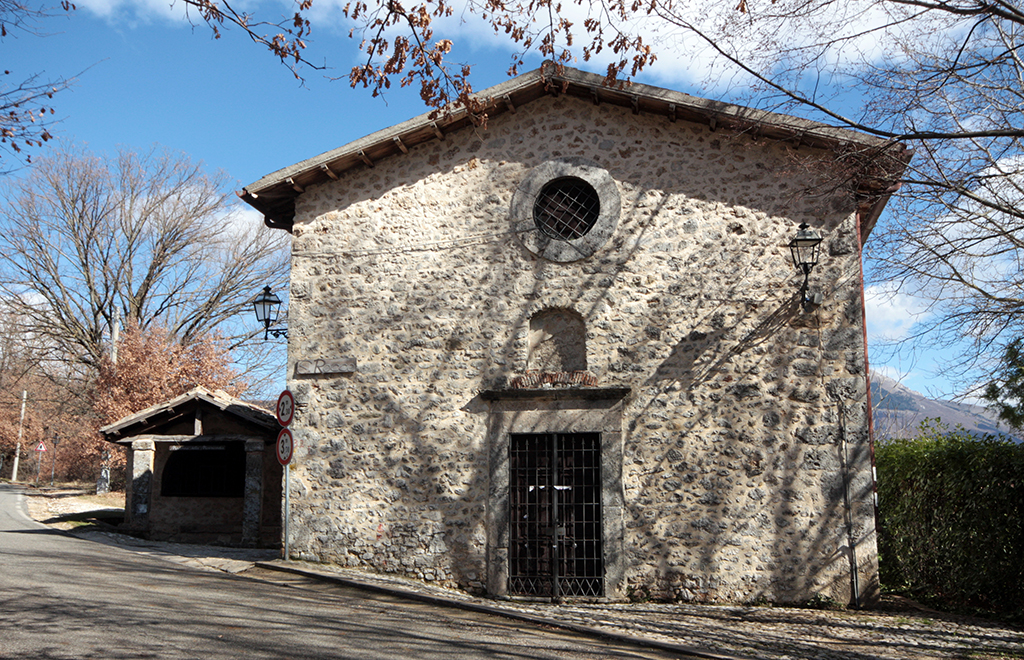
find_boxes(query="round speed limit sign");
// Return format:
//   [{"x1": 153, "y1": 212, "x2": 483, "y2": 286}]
[
  {"x1": 276, "y1": 389, "x2": 295, "y2": 427},
  {"x1": 276, "y1": 428, "x2": 294, "y2": 466}
]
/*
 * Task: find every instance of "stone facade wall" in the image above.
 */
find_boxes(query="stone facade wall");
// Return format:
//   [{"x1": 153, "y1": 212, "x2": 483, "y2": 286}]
[{"x1": 283, "y1": 93, "x2": 878, "y2": 605}]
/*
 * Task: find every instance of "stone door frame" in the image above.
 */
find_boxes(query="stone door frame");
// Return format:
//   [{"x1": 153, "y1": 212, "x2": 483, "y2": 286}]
[{"x1": 482, "y1": 387, "x2": 628, "y2": 600}]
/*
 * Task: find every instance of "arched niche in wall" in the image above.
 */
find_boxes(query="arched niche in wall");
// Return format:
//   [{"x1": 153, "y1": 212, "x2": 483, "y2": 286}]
[{"x1": 528, "y1": 308, "x2": 587, "y2": 373}]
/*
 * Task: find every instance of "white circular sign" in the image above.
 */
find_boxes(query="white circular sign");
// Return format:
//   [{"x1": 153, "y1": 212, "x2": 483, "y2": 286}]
[
  {"x1": 276, "y1": 390, "x2": 295, "y2": 427},
  {"x1": 276, "y1": 428, "x2": 294, "y2": 466}
]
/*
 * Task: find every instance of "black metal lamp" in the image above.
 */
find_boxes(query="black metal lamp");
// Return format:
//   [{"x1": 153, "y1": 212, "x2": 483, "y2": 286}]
[
  {"x1": 789, "y1": 222, "x2": 823, "y2": 307},
  {"x1": 253, "y1": 286, "x2": 287, "y2": 340}
]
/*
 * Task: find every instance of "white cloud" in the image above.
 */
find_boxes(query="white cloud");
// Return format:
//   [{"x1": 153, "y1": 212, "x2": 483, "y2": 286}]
[
  {"x1": 72, "y1": 0, "x2": 965, "y2": 101},
  {"x1": 864, "y1": 282, "x2": 931, "y2": 342},
  {"x1": 76, "y1": 0, "x2": 191, "y2": 23},
  {"x1": 872, "y1": 364, "x2": 911, "y2": 383},
  {"x1": 221, "y1": 203, "x2": 267, "y2": 240},
  {"x1": 215, "y1": 204, "x2": 291, "y2": 268}
]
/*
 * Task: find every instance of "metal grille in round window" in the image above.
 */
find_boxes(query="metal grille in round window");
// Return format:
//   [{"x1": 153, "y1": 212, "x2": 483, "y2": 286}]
[
  {"x1": 511, "y1": 157, "x2": 621, "y2": 263},
  {"x1": 533, "y1": 177, "x2": 601, "y2": 240}
]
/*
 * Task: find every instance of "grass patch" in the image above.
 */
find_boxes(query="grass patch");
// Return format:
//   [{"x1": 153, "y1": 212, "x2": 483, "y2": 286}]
[
  {"x1": 895, "y1": 615, "x2": 937, "y2": 626},
  {"x1": 77, "y1": 493, "x2": 124, "y2": 507},
  {"x1": 801, "y1": 593, "x2": 846, "y2": 611}
]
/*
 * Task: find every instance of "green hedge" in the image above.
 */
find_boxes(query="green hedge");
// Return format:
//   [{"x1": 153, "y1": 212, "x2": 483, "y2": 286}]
[{"x1": 876, "y1": 422, "x2": 1024, "y2": 615}]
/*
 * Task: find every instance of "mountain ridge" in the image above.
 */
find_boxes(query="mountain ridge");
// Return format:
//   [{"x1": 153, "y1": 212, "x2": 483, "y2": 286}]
[{"x1": 870, "y1": 371, "x2": 1020, "y2": 441}]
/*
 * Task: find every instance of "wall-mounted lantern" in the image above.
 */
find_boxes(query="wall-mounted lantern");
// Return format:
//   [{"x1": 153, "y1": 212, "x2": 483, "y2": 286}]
[
  {"x1": 789, "y1": 222, "x2": 823, "y2": 308},
  {"x1": 253, "y1": 286, "x2": 288, "y2": 340}
]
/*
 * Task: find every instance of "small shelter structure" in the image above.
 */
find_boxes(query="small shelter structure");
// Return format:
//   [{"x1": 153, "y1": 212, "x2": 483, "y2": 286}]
[{"x1": 101, "y1": 387, "x2": 282, "y2": 547}]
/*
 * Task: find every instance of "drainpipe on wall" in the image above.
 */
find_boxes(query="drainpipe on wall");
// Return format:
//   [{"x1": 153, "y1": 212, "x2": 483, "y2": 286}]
[
  {"x1": 854, "y1": 206, "x2": 881, "y2": 532},
  {"x1": 837, "y1": 401, "x2": 861, "y2": 609}
]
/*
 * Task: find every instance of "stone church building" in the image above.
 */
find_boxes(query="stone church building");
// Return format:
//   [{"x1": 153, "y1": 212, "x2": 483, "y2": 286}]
[{"x1": 241, "y1": 64, "x2": 908, "y2": 605}]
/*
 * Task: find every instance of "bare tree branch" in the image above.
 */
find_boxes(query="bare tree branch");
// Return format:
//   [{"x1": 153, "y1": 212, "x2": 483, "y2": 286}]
[{"x1": 0, "y1": 144, "x2": 290, "y2": 375}]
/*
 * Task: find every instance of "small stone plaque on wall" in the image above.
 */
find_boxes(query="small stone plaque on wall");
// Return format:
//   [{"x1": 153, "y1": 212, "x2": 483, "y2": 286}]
[{"x1": 294, "y1": 358, "x2": 358, "y2": 376}]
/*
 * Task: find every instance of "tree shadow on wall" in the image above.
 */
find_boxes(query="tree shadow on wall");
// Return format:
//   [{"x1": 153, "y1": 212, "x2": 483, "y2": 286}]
[
  {"x1": 281, "y1": 99, "x2": 866, "y2": 606},
  {"x1": 619, "y1": 287, "x2": 872, "y2": 606}
]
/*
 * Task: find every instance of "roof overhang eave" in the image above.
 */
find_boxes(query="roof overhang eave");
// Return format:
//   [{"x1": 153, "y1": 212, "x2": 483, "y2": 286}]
[{"x1": 240, "y1": 63, "x2": 908, "y2": 233}]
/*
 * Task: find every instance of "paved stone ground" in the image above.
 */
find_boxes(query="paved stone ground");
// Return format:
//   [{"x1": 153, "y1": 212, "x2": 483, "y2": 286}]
[
  {"x1": 21, "y1": 486, "x2": 1024, "y2": 660},
  {"x1": 258, "y1": 560, "x2": 1024, "y2": 660}
]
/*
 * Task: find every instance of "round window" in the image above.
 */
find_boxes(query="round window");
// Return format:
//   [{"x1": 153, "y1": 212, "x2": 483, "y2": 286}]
[
  {"x1": 511, "y1": 157, "x2": 620, "y2": 263},
  {"x1": 533, "y1": 177, "x2": 601, "y2": 240}
]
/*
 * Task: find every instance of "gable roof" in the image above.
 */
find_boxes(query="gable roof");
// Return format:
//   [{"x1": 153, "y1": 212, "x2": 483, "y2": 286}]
[
  {"x1": 99, "y1": 386, "x2": 276, "y2": 441},
  {"x1": 240, "y1": 62, "x2": 909, "y2": 239}
]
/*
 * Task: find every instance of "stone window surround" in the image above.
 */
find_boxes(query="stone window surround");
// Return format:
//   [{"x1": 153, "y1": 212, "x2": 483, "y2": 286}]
[
  {"x1": 511, "y1": 157, "x2": 621, "y2": 263},
  {"x1": 482, "y1": 388, "x2": 628, "y2": 600}
]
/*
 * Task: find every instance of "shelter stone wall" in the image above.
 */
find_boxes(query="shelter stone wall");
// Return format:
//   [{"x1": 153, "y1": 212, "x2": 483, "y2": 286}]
[
  {"x1": 149, "y1": 444, "x2": 244, "y2": 544},
  {"x1": 283, "y1": 94, "x2": 877, "y2": 604}
]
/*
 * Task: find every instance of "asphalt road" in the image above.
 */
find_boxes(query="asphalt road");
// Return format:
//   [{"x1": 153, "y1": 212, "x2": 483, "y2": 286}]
[{"x1": 0, "y1": 484, "x2": 683, "y2": 659}]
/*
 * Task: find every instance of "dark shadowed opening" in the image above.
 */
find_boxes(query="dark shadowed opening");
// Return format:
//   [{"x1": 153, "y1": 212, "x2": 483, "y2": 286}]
[{"x1": 161, "y1": 444, "x2": 245, "y2": 497}]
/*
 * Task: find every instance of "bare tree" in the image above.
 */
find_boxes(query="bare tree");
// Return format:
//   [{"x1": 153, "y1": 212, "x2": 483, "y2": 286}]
[
  {"x1": 0, "y1": 308, "x2": 88, "y2": 480},
  {"x1": 0, "y1": 144, "x2": 289, "y2": 383},
  {"x1": 673, "y1": 0, "x2": 1024, "y2": 386},
  {"x1": 0, "y1": 0, "x2": 75, "y2": 170}
]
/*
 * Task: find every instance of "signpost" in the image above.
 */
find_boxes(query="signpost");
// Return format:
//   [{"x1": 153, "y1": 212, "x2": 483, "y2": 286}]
[
  {"x1": 276, "y1": 390, "x2": 295, "y2": 427},
  {"x1": 276, "y1": 428, "x2": 294, "y2": 466},
  {"x1": 50, "y1": 435, "x2": 60, "y2": 487},
  {"x1": 277, "y1": 390, "x2": 294, "y2": 562},
  {"x1": 34, "y1": 441, "x2": 45, "y2": 484}
]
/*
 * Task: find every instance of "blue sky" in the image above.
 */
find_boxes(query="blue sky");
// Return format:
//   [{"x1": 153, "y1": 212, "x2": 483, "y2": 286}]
[
  {"x1": 3, "y1": 2, "x2": 951, "y2": 399},
  {"x1": 3, "y1": 6, "x2": 448, "y2": 187}
]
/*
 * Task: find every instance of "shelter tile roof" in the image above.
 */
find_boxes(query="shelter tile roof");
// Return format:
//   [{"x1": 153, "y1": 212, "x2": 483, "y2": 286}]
[{"x1": 99, "y1": 386, "x2": 276, "y2": 440}]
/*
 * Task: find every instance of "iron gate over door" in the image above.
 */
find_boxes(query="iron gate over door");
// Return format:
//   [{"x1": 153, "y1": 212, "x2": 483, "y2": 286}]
[{"x1": 508, "y1": 433, "x2": 603, "y2": 598}]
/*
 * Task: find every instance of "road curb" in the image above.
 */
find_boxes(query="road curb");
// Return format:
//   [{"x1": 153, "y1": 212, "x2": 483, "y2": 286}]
[{"x1": 254, "y1": 560, "x2": 753, "y2": 660}]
